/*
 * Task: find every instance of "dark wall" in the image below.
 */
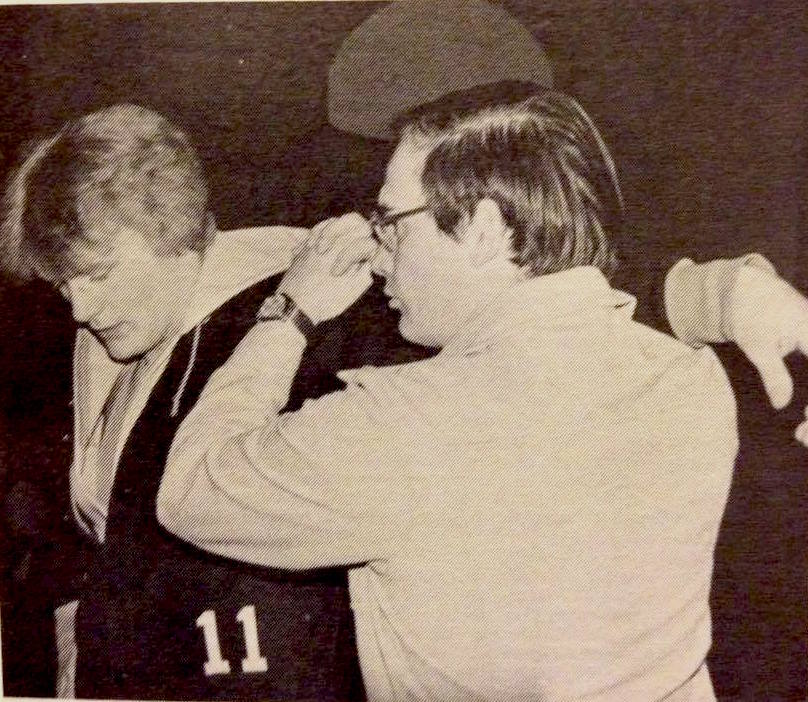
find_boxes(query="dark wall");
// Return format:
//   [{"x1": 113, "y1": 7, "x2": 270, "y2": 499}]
[
  {"x1": 0, "y1": 2, "x2": 805, "y2": 699},
  {"x1": 0, "y1": 2, "x2": 380, "y2": 227},
  {"x1": 0, "y1": 2, "x2": 804, "y2": 284}
]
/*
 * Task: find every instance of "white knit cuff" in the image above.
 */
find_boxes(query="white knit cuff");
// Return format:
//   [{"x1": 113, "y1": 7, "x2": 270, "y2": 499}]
[{"x1": 664, "y1": 254, "x2": 777, "y2": 347}]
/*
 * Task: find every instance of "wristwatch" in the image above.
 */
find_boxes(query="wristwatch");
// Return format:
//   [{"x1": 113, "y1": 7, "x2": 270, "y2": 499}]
[{"x1": 256, "y1": 292, "x2": 316, "y2": 342}]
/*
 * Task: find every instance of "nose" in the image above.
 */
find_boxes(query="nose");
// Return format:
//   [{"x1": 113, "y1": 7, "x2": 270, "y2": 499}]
[
  {"x1": 371, "y1": 246, "x2": 392, "y2": 278},
  {"x1": 62, "y1": 280, "x2": 103, "y2": 325}
]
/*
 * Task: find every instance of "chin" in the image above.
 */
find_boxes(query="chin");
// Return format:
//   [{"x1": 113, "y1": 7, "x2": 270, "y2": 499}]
[
  {"x1": 100, "y1": 336, "x2": 149, "y2": 363},
  {"x1": 103, "y1": 345, "x2": 141, "y2": 363}
]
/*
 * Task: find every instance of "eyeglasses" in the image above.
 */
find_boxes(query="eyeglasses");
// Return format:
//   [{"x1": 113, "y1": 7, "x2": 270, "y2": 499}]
[{"x1": 368, "y1": 205, "x2": 430, "y2": 253}]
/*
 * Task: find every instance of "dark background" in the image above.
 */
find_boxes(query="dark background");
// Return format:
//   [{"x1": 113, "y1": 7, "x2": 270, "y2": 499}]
[{"x1": 0, "y1": 2, "x2": 805, "y2": 699}]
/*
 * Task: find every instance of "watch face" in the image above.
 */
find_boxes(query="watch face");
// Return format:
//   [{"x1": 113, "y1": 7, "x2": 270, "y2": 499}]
[{"x1": 257, "y1": 294, "x2": 291, "y2": 321}]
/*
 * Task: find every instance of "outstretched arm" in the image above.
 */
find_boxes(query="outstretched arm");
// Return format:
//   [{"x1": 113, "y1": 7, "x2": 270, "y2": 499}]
[{"x1": 665, "y1": 255, "x2": 808, "y2": 444}]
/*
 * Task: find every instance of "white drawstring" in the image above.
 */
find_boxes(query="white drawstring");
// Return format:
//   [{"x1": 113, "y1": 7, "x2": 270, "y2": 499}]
[{"x1": 171, "y1": 321, "x2": 204, "y2": 417}]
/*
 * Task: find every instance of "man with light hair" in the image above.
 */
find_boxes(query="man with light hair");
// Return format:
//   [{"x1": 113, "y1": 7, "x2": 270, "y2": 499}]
[
  {"x1": 4, "y1": 3, "x2": 808, "y2": 698},
  {"x1": 1, "y1": 103, "x2": 363, "y2": 700},
  {"x1": 158, "y1": 89, "x2": 738, "y2": 701}
]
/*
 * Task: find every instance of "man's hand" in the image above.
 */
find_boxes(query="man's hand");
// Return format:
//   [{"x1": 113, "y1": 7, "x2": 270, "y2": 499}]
[
  {"x1": 277, "y1": 213, "x2": 376, "y2": 324},
  {"x1": 728, "y1": 265, "x2": 808, "y2": 425}
]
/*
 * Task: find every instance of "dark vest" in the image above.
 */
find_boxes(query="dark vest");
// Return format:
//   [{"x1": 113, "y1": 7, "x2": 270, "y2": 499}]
[{"x1": 74, "y1": 276, "x2": 430, "y2": 700}]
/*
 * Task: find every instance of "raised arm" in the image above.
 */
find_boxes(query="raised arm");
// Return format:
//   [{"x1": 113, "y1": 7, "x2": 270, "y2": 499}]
[{"x1": 665, "y1": 254, "x2": 808, "y2": 443}]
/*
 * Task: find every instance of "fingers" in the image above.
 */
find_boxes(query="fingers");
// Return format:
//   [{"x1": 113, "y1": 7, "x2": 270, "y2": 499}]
[
  {"x1": 303, "y1": 217, "x2": 334, "y2": 251},
  {"x1": 796, "y1": 407, "x2": 808, "y2": 448},
  {"x1": 309, "y1": 217, "x2": 336, "y2": 238},
  {"x1": 291, "y1": 231, "x2": 310, "y2": 258},
  {"x1": 796, "y1": 320, "x2": 808, "y2": 357},
  {"x1": 352, "y1": 263, "x2": 375, "y2": 298},
  {"x1": 314, "y1": 213, "x2": 370, "y2": 254},
  {"x1": 306, "y1": 213, "x2": 377, "y2": 275},
  {"x1": 746, "y1": 344, "x2": 794, "y2": 409},
  {"x1": 331, "y1": 238, "x2": 378, "y2": 276}
]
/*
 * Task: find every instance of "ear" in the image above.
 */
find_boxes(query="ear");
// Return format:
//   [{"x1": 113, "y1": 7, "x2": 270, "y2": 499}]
[{"x1": 465, "y1": 198, "x2": 512, "y2": 268}]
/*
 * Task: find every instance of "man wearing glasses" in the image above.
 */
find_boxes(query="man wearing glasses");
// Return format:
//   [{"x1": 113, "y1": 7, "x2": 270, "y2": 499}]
[
  {"x1": 7, "y1": 2, "x2": 806, "y2": 699},
  {"x1": 158, "y1": 90, "x2": 741, "y2": 701}
]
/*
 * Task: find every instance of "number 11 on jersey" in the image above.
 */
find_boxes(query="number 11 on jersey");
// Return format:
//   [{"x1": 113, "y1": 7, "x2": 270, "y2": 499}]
[
  {"x1": 237, "y1": 605, "x2": 269, "y2": 673},
  {"x1": 196, "y1": 605, "x2": 269, "y2": 676}
]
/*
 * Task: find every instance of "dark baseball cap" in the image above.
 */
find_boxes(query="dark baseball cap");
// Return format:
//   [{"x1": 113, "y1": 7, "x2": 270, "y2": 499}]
[{"x1": 328, "y1": 0, "x2": 553, "y2": 141}]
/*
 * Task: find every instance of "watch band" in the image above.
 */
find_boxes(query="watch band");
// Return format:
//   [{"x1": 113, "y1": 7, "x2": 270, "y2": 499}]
[
  {"x1": 256, "y1": 292, "x2": 316, "y2": 342},
  {"x1": 286, "y1": 296, "x2": 316, "y2": 342}
]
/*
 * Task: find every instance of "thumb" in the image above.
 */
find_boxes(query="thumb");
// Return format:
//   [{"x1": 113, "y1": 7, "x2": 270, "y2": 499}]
[
  {"x1": 797, "y1": 321, "x2": 808, "y2": 357},
  {"x1": 746, "y1": 344, "x2": 794, "y2": 409},
  {"x1": 795, "y1": 407, "x2": 808, "y2": 447}
]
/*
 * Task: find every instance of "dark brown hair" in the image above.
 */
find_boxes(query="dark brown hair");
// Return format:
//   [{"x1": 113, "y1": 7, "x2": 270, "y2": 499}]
[{"x1": 399, "y1": 88, "x2": 622, "y2": 278}]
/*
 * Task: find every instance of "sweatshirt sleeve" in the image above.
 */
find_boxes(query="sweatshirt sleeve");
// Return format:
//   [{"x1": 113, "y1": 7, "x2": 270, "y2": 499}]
[
  {"x1": 157, "y1": 321, "x2": 424, "y2": 570},
  {"x1": 664, "y1": 254, "x2": 777, "y2": 347}
]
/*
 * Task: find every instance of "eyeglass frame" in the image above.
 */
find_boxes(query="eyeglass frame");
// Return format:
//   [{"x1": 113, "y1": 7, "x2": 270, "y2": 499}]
[{"x1": 368, "y1": 205, "x2": 430, "y2": 253}]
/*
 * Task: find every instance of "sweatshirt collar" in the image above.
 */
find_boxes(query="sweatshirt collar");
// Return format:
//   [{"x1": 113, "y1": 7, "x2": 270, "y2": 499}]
[{"x1": 442, "y1": 266, "x2": 636, "y2": 356}]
